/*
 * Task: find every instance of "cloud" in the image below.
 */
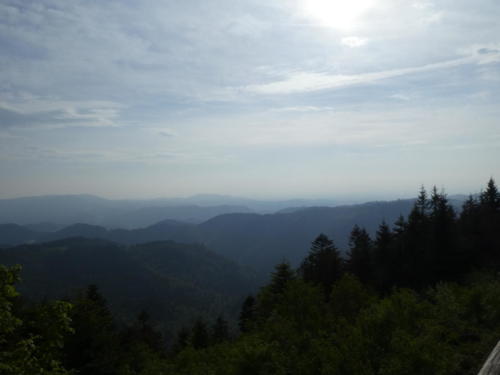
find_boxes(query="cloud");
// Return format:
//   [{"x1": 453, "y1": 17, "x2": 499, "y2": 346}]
[
  {"x1": 390, "y1": 94, "x2": 411, "y2": 101},
  {"x1": 244, "y1": 56, "x2": 473, "y2": 95},
  {"x1": 0, "y1": 100, "x2": 122, "y2": 129},
  {"x1": 270, "y1": 106, "x2": 334, "y2": 112},
  {"x1": 341, "y1": 36, "x2": 368, "y2": 48}
]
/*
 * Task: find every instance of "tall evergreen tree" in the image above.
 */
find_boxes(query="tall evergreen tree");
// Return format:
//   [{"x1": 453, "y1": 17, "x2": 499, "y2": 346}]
[
  {"x1": 404, "y1": 187, "x2": 433, "y2": 288},
  {"x1": 428, "y1": 187, "x2": 460, "y2": 281},
  {"x1": 256, "y1": 261, "x2": 296, "y2": 320},
  {"x1": 64, "y1": 285, "x2": 119, "y2": 375},
  {"x1": 346, "y1": 225, "x2": 374, "y2": 284},
  {"x1": 269, "y1": 261, "x2": 296, "y2": 296},
  {"x1": 191, "y1": 319, "x2": 209, "y2": 350},
  {"x1": 373, "y1": 221, "x2": 396, "y2": 292},
  {"x1": 172, "y1": 326, "x2": 190, "y2": 353},
  {"x1": 477, "y1": 178, "x2": 500, "y2": 269},
  {"x1": 239, "y1": 295, "x2": 256, "y2": 333},
  {"x1": 299, "y1": 234, "x2": 343, "y2": 296},
  {"x1": 480, "y1": 178, "x2": 500, "y2": 210},
  {"x1": 211, "y1": 315, "x2": 229, "y2": 344}
]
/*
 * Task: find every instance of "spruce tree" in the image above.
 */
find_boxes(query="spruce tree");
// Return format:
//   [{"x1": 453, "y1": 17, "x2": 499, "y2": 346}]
[
  {"x1": 239, "y1": 295, "x2": 256, "y2": 333},
  {"x1": 346, "y1": 225, "x2": 374, "y2": 285},
  {"x1": 428, "y1": 187, "x2": 460, "y2": 282},
  {"x1": 211, "y1": 315, "x2": 229, "y2": 344},
  {"x1": 269, "y1": 261, "x2": 295, "y2": 296},
  {"x1": 299, "y1": 234, "x2": 343, "y2": 296},
  {"x1": 172, "y1": 327, "x2": 190, "y2": 353},
  {"x1": 191, "y1": 319, "x2": 209, "y2": 349},
  {"x1": 373, "y1": 221, "x2": 395, "y2": 292}
]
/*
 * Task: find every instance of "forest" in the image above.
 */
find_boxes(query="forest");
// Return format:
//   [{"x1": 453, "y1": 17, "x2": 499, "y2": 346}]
[{"x1": 1, "y1": 179, "x2": 499, "y2": 374}]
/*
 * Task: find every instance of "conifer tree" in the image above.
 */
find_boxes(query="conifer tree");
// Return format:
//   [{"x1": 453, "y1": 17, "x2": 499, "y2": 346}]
[
  {"x1": 428, "y1": 187, "x2": 460, "y2": 281},
  {"x1": 191, "y1": 319, "x2": 209, "y2": 349},
  {"x1": 269, "y1": 261, "x2": 296, "y2": 296},
  {"x1": 239, "y1": 295, "x2": 256, "y2": 333},
  {"x1": 345, "y1": 225, "x2": 374, "y2": 284},
  {"x1": 211, "y1": 315, "x2": 229, "y2": 344},
  {"x1": 299, "y1": 234, "x2": 343, "y2": 296},
  {"x1": 172, "y1": 326, "x2": 190, "y2": 353},
  {"x1": 373, "y1": 221, "x2": 395, "y2": 292},
  {"x1": 477, "y1": 178, "x2": 500, "y2": 269},
  {"x1": 404, "y1": 187, "x2": 433, "y2": 288},
  {"x1": 480, "y1": 178, "x2": 500, "y2": 210},
  {"x1": 64, "y1": 284, "x2": 119, "y2": 375}
]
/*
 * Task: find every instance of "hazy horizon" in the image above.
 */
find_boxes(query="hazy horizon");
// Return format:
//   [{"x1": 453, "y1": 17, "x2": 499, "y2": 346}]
[
  {"x1": 0, "y1": 186, "x2": 481, "y2": 204},
  {"x1": 1, "y1": 1, "x2": 499, "y2": 199}
]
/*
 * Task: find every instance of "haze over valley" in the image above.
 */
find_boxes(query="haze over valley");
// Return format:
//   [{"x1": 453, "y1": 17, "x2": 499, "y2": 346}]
[{"x1": 1, "y1": 0, "x2": 499, "y2": 374}]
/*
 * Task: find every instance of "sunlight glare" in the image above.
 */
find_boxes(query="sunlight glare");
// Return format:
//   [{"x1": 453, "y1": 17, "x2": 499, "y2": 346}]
[{"x1": 301, "y1": 0, "x2": 375, "y2": 31}]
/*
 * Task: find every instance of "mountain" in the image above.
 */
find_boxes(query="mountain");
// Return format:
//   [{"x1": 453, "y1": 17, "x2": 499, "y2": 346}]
[
  {"x1": 0, "y1": 223, "x2": 39, "y2": 247},
  {"x1": 195, "y1": 199, "x2": 418, "y2": 269},
  {"x1": 0, "y1": 194, "x2": 344, "y2": 228},
  {"x1": 0, "y1": 194, "x2": 252, "y2": 228},
  {"x1": 111, "y1": 204, "x2": 252, "y2": 227},
  {"x1": 0, "y1": 238, "x2": 258, "y2": 341},
  {"x1": 1, "y1": 196, "x2": 468, "y2": 273}
]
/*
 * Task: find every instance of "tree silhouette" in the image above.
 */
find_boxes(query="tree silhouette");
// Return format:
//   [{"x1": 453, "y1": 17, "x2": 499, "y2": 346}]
[
  {"x1": 299, "y1": 234, "x2": 343, "y2": 296},
  {"x1": 191, "y1": 319, "x2": 209, "y2": 349},
  {"x1": 239, "y1": 295, "x2": 256, "y2": 333},
  {"x1": 211, "y1": 315, "x2": 229, "y2": 344},
  {"x1": 346, "y1": 225, "x2": 374, "y2": 284}
]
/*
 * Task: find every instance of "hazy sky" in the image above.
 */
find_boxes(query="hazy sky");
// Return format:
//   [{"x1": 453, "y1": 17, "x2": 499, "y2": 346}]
[{"x1": 1, "y1": 0, "x2": 499, "y2": 199}]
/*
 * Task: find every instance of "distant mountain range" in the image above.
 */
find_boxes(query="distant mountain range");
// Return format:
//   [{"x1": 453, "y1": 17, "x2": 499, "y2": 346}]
[
  {"x1": 0, "y1": 194, "x2": 468, "y2": 272},
  {"x1": 0, "y1": 194, "x2": 344, "y2": 228}
]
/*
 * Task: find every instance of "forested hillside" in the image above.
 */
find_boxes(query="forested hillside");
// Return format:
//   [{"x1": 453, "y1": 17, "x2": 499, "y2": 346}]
[
  {"x1": 0, "y1": 238, "x2": 258, "y2": 342},
  {"x1": 0, "y1": 179, "x2": 499, "y2": 374},
  {"x1": 1, "y1": 197, "x2": 430, "y2": 274},
  {"x1": 150, "y1": 179, "x2": 500, "y2": 374}
]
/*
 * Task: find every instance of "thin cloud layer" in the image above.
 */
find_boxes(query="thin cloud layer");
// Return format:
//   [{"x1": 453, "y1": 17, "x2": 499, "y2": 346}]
[{"x1": 0, "y1": 0, "x2": 499, "y2": 198}]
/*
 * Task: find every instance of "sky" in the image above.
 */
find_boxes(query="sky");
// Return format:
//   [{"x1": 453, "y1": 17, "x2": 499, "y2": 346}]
[{"x1": 0, "y1": 0, "x2": 499, "y2": 200}]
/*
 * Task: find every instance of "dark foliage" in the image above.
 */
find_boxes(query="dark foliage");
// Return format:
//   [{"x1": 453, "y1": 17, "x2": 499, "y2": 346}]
[
  {"x1": 299, "y1": 234, "x2": 344, "y2": 296},
  {"x1": 1, "y1": 179, "x2": 499, "y2": 375}
]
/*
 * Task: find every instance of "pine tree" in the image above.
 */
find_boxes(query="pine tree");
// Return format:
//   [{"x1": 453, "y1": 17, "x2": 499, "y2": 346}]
[
  {"x1": 373, "y1": 221, "x2": 395, "y2": 292},
  {"x1": 404, "y1": 187, "x2": 432, "y2": 288},
  {"x1": 480, "y1": 178, "x2": 500, "y2": 210},
  {"x1": 476, "y1": 178, "x2": 500, "y2": 269},
  {"x1": 64, "y1": 285, "x2": 119, "y2": 375},
  {"x1": 345, "y1": 225, "x2": 374, "y2": 284},
  {"x1": 239, "y1": 295, "x2": 256, "y2": 333},
  {"x1": 269, "y1": 261, "x2": 296, "y2": 296},
  {"x1": 172, "y1": 326, "x2": 190, "y2": 353},
  {"x1": 428, "y1": 187, "x2": 460, "y2": 282},
  {"x1": 299, "y1": 234, "x2": 343, "y2": 296},
  {"x1": 191, "y1": 319, "x2": 209, "y2": 349},
  {"x1": 211, "y1": 315, "x2": 229, "y2": 344}
]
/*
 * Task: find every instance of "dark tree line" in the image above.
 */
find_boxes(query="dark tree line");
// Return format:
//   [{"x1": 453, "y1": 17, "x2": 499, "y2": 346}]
[
  {"x1": 282, "y1": 178, "x2": 500, "y2": 297},
  {"x1": 1, "y1": 179, "x2": 499, "y2": 374}
]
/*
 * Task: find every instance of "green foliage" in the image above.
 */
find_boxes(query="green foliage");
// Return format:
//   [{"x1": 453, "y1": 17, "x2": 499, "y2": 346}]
[
  {"x1": 329, "y1": 273, "x2": 375, "y2": 322},
  {"x1": 299, "y1": 234, "x2": 343, "y2": 296},
  {"x1": 212, "y1": 315, "x2": 230, "y2": 344},
  {"x1": 191, "y1": 318, "x2": 210, "y2": 349},
  {"x1": 2, "y1": 179, "x2": 500, "y2": 374},
  {"x1": 159, "y1": 179, "x2": 500, "y2": 374},
  {"x1": 346, "y1": 225, "x2": 374, "y2": 284},
  {"x1": 0, "y1": 265, "x2": 73, "y2": 375},
  {"x1": 239, "y1": 295, "x2": 256, "y2": 333}
]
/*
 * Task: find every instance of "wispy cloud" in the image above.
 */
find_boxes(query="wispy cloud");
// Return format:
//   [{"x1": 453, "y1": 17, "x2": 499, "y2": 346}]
[
  {"x1": 245, "y1": 56, "x2": 474, "y2": 95},
  {"x1": 0, "y1": 100, "x2": 122, "y2": 129},
  {"x1": 270, "y1": 106, "x2": 334, "y2": 112},
  {"x1": 341, "y1": 36, "x2": 368, "y2": 48}
]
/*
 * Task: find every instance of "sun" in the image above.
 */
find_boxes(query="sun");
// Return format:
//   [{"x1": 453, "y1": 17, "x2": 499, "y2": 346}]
[{"x1": 301, "y1": 0, "x2": 375, "y2": 31}]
